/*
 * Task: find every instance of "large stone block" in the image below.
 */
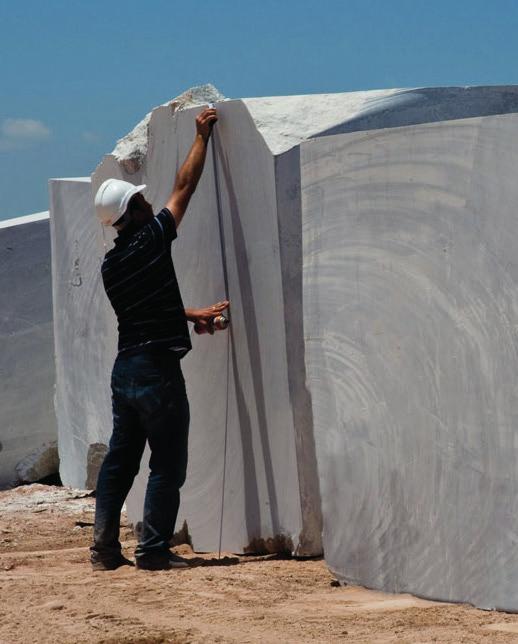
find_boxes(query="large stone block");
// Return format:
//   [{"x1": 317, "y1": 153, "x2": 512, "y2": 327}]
[
  {"x1": 301, "y1": 113, "x2": 518, "y2": 610},
  {"x1": 49, "y1": 178, "x2": 116, "y2": 489},
  {"x1": 52, "y1": 84, "x2": 518, "y2": 593},
  {"x1": 0, "y1": 212, "x2": 56, "y2": 488},
  {"x1": 91, "y1": 85, "x2": 320, "y2": 554}
]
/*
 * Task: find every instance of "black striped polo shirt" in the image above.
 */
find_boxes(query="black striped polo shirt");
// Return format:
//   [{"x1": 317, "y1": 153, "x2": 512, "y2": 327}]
[{"x1": 101, "y1": 208, "x2": 191, "y2": 358}]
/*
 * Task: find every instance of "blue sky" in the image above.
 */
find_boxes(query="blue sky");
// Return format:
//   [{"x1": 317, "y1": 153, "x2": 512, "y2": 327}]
[{"x1": 2, "y1": 0, "x2": 518, "y2": 220}]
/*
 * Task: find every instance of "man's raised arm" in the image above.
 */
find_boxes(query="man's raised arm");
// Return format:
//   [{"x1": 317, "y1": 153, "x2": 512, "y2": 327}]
[{"x1": 165, "y1": 106, "x2": 217, "y2": 228}]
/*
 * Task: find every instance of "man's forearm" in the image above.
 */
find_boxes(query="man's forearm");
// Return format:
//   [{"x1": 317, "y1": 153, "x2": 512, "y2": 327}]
[
  {"x1": 165, "y1": 107, "x2": 216, "y2": 226},
  {"x1": 174, "y1": 134, "x2": 209, "y2": 196}
]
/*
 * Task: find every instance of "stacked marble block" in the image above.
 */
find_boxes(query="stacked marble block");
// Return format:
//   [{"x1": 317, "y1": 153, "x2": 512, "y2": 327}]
[
  {"x1": 51, "y1": 84, "x2": 518, "y2": 609},
  {"x1": 0, "y1": 212, "x2": 56, "y2": 488}
]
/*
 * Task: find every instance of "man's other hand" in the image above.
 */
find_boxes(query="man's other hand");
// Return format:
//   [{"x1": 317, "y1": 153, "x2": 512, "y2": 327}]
[
  {"x1": 185, "y1": 300, "x2": 229, "y2": 334},
  {"x1": 196, "y1": 107, "x2": 218, "y2": 143}
]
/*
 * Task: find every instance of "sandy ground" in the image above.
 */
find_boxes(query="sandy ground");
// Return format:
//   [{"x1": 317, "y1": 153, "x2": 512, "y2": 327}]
[{"x1": 1, "y1": 486, "x2": 518, "y2": 643}]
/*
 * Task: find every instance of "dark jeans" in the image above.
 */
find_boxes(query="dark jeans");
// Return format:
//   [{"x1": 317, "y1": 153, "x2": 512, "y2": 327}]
[{"x1": 90, "y1": 350, "x2": 190, "y2": 563}]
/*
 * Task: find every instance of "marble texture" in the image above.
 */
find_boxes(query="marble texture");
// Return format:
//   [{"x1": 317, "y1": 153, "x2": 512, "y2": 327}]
[
  {"x1": 302, "y1": 114, "x2": 518, "y2": 610},
  {"x1": 51, "y1": 85, "x2": 518, "y2": 597},
  {"x1": 0, "y1": 212, "x2": 56, "y2": 488}
]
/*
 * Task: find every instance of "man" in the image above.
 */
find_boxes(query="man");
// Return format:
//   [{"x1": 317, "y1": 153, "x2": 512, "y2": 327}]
[{"x1": 90, "y1": 106, "x2": 229, "y2": 571}]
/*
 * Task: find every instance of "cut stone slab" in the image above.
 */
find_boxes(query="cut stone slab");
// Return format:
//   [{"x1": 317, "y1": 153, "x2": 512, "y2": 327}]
[
  {"x1": 49, "y1": 177, "x2": 117, "y2": 490},
  {"x1": 92, "y1": 87, "x2": 321, "y2": 555},
  {"x1": 301, "y1": 113, "x2": 518, "y2": 611},
  {"x1": 0, "y1": 212, "x2": 56, "y2": 488}
]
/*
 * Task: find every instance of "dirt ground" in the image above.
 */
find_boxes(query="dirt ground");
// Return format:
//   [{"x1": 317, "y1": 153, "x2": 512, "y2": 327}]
[{"x1": 1, "y1": 485, "x2": 518, "y2": 643}]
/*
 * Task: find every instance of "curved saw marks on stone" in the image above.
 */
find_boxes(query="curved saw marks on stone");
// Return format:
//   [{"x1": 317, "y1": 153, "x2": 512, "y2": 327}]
[{"x1": 301, "y1": 113, "x2": 518, "y2": 611}]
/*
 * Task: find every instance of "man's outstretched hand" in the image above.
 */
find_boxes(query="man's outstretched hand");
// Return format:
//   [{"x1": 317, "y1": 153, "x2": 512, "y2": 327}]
[
  {"x1": 196, "y1": 107, "x2": 218, "y2": 143},
  {"x1": 185, "y1": 300, "x2": 230, "y2": 335}
]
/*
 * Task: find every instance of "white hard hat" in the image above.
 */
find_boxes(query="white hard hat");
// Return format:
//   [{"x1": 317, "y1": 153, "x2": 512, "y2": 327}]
[{"x1": 94, "y1": 178, "x2": 147, "y2": 226}]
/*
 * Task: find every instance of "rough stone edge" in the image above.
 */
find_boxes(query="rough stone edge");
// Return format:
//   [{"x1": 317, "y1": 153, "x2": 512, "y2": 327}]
[
  {"x1": 15, "y1": 441, "x2": 59, "y2": 484},
  {"x1": 95, "y1": 84, "x2": 226, "y2": 176}
]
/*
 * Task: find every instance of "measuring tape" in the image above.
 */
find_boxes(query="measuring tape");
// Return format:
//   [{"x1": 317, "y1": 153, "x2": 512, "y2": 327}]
[{"x1": 209, "y1": 109, "x2": 231, "y2": 559}]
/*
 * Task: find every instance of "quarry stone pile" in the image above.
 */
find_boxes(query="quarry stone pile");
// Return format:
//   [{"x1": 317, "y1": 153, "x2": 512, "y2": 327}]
[
  {"x1": 48, "y1": 84, "x2": 518, "y2": 608},
  {"x1": 0, "y1": 212, "x2": 56, "y2": 488}
]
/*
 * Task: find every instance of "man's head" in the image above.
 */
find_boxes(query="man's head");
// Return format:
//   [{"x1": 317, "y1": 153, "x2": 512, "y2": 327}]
[
  {"x1": 118, "y1": 192, "x2": 154, "y2": 230},
  {"x1": 94, "y1": 178, "x2": 152, "y2": 230}
]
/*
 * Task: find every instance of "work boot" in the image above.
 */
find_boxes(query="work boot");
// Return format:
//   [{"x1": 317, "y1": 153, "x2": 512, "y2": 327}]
[
  {"x1": 91, "y1": 554, "x2": 135, "y2": 571},
  {"x1": 136, "y1": 551, "x2": 190, "y2": 571}
]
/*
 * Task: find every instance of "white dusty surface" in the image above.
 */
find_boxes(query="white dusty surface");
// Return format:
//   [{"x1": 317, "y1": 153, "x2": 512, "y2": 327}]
[
  {"x1": 244, "y1": 85, "x2": 518, "y2": 154},
  {"x1": 49, "y1": 178, "x2": 117, "y2": 488},
  {"x1": 0, "y1": 213, "x2": 56, "y2": 488},
  {"x1": 244, "y1": 89, "x2": 404, "y2": 154},
  {"x1": 302, "y1": 113, "x2": 518, "y2": 611}
]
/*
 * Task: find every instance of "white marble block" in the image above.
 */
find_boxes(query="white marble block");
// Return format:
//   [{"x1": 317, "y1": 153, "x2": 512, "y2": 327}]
[
  {"x1": 92, "y1": 85, "x2": 322, "y2": 554},
  {"x1": 0, "y1": 212, "x2": 56, "y2": 488},
  {"x1": 49, "y1": 178, "x2": 117, "y2": 489},
  {"x1": 302, "y1": 113, "x2": 518, "y2": 610},
  {"x1": 52, "y1": 84, "x2": 518, "y2": 591}
]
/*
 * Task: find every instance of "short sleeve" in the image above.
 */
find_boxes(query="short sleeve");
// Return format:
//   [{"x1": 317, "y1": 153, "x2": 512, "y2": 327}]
[{"x1": 152, "y1": 208, "x2": 177, "y2": 245}]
